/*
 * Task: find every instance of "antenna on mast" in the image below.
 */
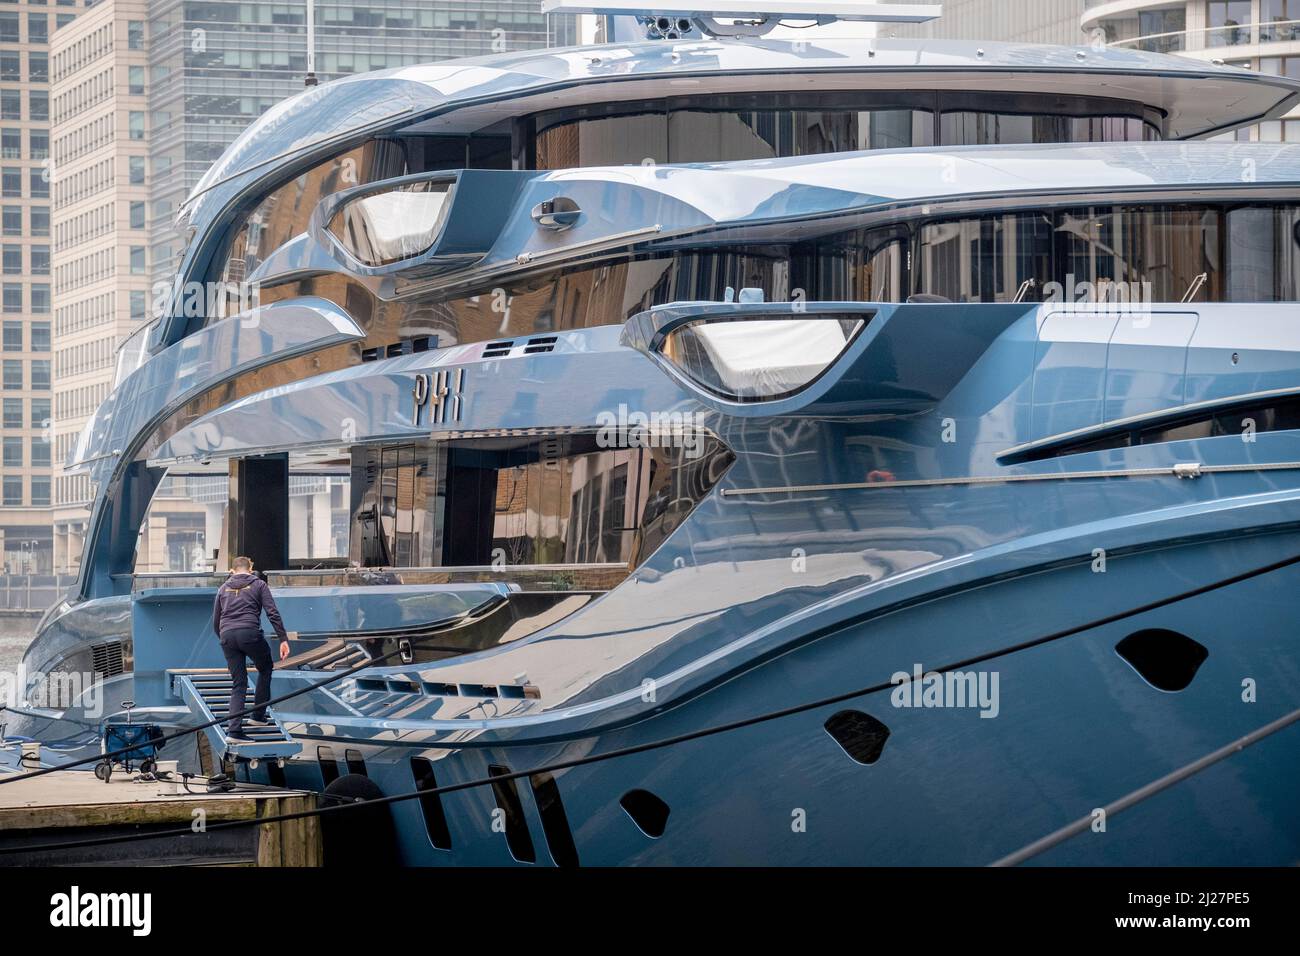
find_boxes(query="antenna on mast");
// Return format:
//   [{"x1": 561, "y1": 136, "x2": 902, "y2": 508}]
[
  {"x1": 305, "y1": 0, "x2": 318, "y2": 87},
  {"x1": 541, "y1": 2, "x2": 942, "y2": 39}
]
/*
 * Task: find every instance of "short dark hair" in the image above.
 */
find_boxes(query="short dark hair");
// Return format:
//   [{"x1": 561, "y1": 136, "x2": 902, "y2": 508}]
[{"x1": 232, "y1": 556, "x2": 253, "y2": 571}]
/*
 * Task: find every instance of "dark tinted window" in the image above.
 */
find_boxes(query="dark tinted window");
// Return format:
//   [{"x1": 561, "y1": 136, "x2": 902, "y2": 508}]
[
  {"x1": 1009, "y1": 394, "x2": 1300, "y2": 463},
  {"x1": 532, "y1": 92, "x2": 1158, "y2": 168}
]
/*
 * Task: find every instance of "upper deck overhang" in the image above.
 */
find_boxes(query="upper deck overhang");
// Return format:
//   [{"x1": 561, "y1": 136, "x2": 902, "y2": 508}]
[
  {"x1": 167, "y1": 39, "x2": 1300, "y2": 320},
  {"x1": 185, "y1": 38, "x2": 1300, "y2": 211}
]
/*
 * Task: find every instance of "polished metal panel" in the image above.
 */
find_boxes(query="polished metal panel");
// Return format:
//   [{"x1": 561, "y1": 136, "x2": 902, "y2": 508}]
[
  {"x1": 69, "y1": 298, "x2": 362, "y2": 474},
  {"x1": 1033, "y1": 310, "x2": 1123, "y2": 437},
  {"x1": 1105, "y1": 311, "x2": 1200, "y2": 421},
  {"x1": 17, "y1": 595, "x2": 133, "y2": 702}
]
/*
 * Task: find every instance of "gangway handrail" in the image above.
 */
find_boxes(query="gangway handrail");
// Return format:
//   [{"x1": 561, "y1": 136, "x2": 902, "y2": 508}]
[{"x1": 0, "y1": 592, "x2": 509, "y2": 786}]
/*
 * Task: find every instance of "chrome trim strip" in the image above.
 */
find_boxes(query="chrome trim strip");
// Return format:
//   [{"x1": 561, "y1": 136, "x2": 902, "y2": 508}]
[
  {"x1": 720, "y1": 461, "x2": 1300, "y2": 496},
  {"x1": 393, "y1": 224, "x2": 668, "y2": 300},
  {"x1": 513, "y1": 224, "x2": 664, "y2": 266}
]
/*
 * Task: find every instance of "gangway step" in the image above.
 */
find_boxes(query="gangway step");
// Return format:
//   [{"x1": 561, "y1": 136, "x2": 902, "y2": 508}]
[{"x1": 168, "y1": 668, "x2": 302, "y2": 766}]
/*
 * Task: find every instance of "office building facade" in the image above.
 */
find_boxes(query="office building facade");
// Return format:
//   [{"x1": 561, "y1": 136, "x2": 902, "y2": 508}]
[
  {"x1": 887, "y1": 0, "x2": 1088, "y2": 45},
  {"x1": 0, "y1": 1, "x2": 78, "y2": 575},
  {"x1": 48, "y1": 0, "x2": 149, "y2": 573}
]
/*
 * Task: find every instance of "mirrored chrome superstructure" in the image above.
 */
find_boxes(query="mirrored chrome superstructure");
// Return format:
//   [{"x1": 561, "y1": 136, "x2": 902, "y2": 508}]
[{"x1": 8, "y1": 4, "x2": 1300, "y2": 865}]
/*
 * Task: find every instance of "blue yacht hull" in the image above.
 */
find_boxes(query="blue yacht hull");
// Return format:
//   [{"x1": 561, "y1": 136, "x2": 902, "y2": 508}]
[{"x1": 265, "y1": 528, "x2": 1300, "y2": 866}]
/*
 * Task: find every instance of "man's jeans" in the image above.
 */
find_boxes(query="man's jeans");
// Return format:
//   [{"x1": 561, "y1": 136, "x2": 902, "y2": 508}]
[{"x1": 219, "y1": 627, "x2": 273, "y2": 734}]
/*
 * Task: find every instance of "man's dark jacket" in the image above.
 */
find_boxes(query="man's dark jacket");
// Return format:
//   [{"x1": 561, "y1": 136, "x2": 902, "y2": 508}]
[{"x1": 212, "y1": 572, "x2": 287, "y2": 639}]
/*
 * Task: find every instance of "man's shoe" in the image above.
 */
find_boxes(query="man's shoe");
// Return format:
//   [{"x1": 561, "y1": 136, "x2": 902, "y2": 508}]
[
  {"x1": 227, "y1": 731, "x2": 253, "y2": 742},
  {"x1": 247, "y1": 718, "x2": 272, "y2": 726}
]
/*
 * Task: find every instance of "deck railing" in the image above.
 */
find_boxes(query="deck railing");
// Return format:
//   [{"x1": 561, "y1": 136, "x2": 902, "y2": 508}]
[
  {"x1": 1102, "y1": 18, "x2": 1300, "y2": 53},
  {"x1": 0, "y1": 575, "x2": 76, "y2": 613}
]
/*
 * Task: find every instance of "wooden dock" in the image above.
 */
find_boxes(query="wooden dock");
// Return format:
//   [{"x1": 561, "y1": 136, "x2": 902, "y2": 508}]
[{"x1": 0, "y1": 768, "x2": 321, "y2": 866}]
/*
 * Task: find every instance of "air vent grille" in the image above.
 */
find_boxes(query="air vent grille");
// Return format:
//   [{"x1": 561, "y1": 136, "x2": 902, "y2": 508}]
[
  {"x1": 90, "y1": 641, "x2": 125, "y2": 678},
  {"x1": 483, "y1": 337, "x2": 558, "y2": 358},
  {"x1": 361, "y1": 335, "x2": 439, "y2": 363},
  {"x1": 353, "y1": 677, "x2": 539, "y2": 700},
  {"x1": 523, "y1": 336, "x2": 557, "y2": 354}
]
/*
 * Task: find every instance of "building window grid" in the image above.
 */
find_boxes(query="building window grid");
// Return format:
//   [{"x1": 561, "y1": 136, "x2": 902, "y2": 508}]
[
  {"x1": 54, "y1": 290, "x2": 115, "y2": 338},
  {"x1": 52, "y1": 21, "x2": 114, "y2": 84},
  {"x1": 52, "y1": 157, "x2": 114, "y2": 210},
  {"x1": 52, "y1": 202, "x2": 114, "y2": 253},
  {"x1": 2, "y1": 476, "x2": 22, "y2": 507},
  {"x1": 55, "y1": 336, "x2": 115, "y2": 378},
  {"x1": 1, "y1": 397, "x2": 21, "y2": 430},
  {"x1": 53, "y1": 381, "x2": 108, "y2": 422},
  {"x1": 3, "y1": 434, "x2": 24, "y2": 469}
]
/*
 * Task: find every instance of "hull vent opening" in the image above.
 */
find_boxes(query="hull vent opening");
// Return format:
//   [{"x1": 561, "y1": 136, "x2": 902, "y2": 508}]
[
  {"x1": 824, "y1": 710, "x2": 891, "y2": 765},
  {"x1": 267, "y1": 761, "x2": 287, "y2": 788},
  {"x1": 620, "y1": 789, "x2": 670, "y2": 838},
  {"x1": 317, "y1": 745, "x2": 340, "y2": 786},
  {"x1": 483, "y1": 340, "x2": 513, "y2": 358},
  {"x1": 410, "y1": 757, "x2": 452, "y2": 850},
  {"x1": 529, "y1": 772, "x2": 580, "y2": 867},
  {"x1": 488, "y1": 765, "x2": 537, "y2": 863},
  {"x1": 345, "y1": 748, "x2": 368, "y2": 776},
  {"x1": 1116, "y1": 628, "x2": 1209, "y2": 691},
  {"x1": 321, "y1": 773, "x2": 399, "y2": 867}
]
